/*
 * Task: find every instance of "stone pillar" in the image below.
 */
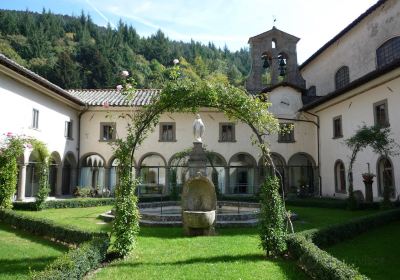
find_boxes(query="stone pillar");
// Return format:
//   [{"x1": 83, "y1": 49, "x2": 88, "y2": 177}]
[
  {"x1": 225, "y1": 167, "x2": 230, "y2": 194},
  {"x1": 104, "y1": 167, "x2": 110, "y2": 191},
  {"x1": 188, "y1": 142, "x2": 207, "y2": 178},
  {"x1": 55, "y1": 165, "x2": 63, "y2": 196},
  {"x1": 17, "y1": 164, "x2": 27, "y2": 201}
]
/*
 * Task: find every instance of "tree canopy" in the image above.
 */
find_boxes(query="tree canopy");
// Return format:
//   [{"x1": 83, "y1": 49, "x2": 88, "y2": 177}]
[{"x1": 0, "y1": 9, "x2": 250, "y2": 89}]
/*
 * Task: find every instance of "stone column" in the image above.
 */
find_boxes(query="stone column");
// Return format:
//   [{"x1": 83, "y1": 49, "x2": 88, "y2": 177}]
[
  {"x1": 225, "y1": 167, "x2": 230, "y2": 194},
  {"x1": 17, "y1": 164, "x2": 27, "y2": 201},
  {"x1": 55, "y1": 165, "x2": 63, "y2": 196}
]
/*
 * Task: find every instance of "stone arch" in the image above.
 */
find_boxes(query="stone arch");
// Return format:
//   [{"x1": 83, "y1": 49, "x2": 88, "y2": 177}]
[
  {"x1": 62, "y1": 152, "x2": 77, "y2": 195},
  {"x1": 228, "y1": 152, "x2": 257, "y2": 194},
  {"x1": 138, "y1": 153, "x2": 167, "y2": 195},
  {"x1": 25, "y1": 150, "x2": 41, "y2": 197},
  {"x1": 259, "y1": 152, "x2": 287, "y2": 192},
  {"x1": 376, "y1": 155, "x2": 396, "y2": 198},
  {"x1": 138, "y1": 152, "x2": 167, "y2": 168},
  {"x1": 79, "y1": 153, "x2": 106, "y2": 191},
  {"x1": 288, "y1": 152, "x2": 317, "y2": 194},
  {"x1": 229, "y1": 152, "x2": 257, "y2": 167},
  {"x1": 49, "y1": 151, "x2": 62, "y2": 196},
  {"x1": 80, "y1": 152, "x2": 106, "y2": 168}
]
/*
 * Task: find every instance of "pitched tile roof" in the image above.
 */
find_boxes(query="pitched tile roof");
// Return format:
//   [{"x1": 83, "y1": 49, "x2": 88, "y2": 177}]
[
  {"x1": 0, "y1": 53, "x2": 84, "y2": 105},
  {"x1": 67, "y1": 88, "x2": 161, "y2": 106}
]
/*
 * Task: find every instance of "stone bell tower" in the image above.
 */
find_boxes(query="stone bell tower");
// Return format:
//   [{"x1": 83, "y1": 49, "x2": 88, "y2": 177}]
[{"x1": 246, "y1": 27, "x2": 305, "y2": 94}]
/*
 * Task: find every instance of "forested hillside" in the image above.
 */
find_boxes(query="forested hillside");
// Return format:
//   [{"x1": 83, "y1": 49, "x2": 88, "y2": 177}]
[{"x1": 0, "y1": 9, "x2": 251, "y2": 89}]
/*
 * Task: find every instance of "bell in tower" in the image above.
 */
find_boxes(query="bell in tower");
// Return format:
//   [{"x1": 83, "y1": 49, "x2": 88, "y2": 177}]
[{"x1": 246, "y1": 27, "x2": 305, "y2": 94}]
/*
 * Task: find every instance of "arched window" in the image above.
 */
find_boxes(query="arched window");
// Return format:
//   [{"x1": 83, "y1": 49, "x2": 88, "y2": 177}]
[
  {"x1": 334, "y1": 160, "x2": 346, "y2": 193},
  {"x1": 377, "y1": 157, "x2": 395, "y2": 198},
  {"x1": 377, "y1": 37, "x2": 400, "y2": 68},
  {"x1": 272, "y1": 39, "x2": 277, "y2": 49},
  {"x1": 307, "y1": 86, "x2": 316, "y2": 96},
  {"x1": 335, "y1": 66, "x2": 350, "y2": 90}
]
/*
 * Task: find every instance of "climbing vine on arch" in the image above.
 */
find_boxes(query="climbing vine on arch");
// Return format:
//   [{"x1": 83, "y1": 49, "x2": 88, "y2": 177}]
[{"x1": 112, "y1": 66, "x2": 284, "y2": 257}]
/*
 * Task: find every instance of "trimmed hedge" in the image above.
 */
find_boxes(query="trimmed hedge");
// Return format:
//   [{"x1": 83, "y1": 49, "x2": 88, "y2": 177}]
[
  {"x1": 286, "y1": 234, "x2": 367, "y2": 280},
  {"x1": 0, "y1": 209, "x2": 108, "y2": 244},
  {"x1": 13, "y1": 198, "x2": 116, "y2": 211},
  {"x1": 31, "y1": 237, "x2": 109, "y2": 280},
  {"x1": 285, "y1": 197, "x2": 347, "y2": 209},
  {"x1": 287, "y1": 209, "x2": 400, "y2": 279},
  {"x1": 307, "y1": 208, "x2": 400, "y2": 248}
]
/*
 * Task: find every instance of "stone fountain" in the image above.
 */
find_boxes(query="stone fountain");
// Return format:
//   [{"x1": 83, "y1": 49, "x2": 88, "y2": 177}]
[{"x1": 181, "y1": 114, "x2": 217, "y2": 236}]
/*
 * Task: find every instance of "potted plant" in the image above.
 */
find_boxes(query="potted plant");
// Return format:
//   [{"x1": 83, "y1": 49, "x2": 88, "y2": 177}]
[{"x1": 362, "y1": 172, "x2": 375, "y2": 203}]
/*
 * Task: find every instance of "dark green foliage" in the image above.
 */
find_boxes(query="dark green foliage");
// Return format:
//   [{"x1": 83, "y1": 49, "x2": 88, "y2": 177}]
[
  {"x1": 287, "y1": 208, "x2": 400, "y2": 280},
  {"x1": 258, "y1": 176, "x2": 287, "y2": 257},
  {"x1": 286, "y1": 234, "x2": 367, "y2": 280},
  {"x1": 306, "y1": 208, "x2": 400, "y2": 248},
  {"x1": 13, "y1": 197, "x2": 115, "y2": 210},
  {"x1": 285, "y1": 197, "x2": 347, "y2": 209},
  {"x1": 344, "y1": 125, "x2": 399, "y2": 209},
  {"x1": 0, "y1": 209, "x2": 108, "y2": 244},
  {"x1": 31, "y1": 140, "x2": 51, "y2": 210},
  {"x1": 31, "y1": 238, "x2": 109, "y2": 280},
  {"x1": 0, "y1": 9, "x2": 250, "y2": 89},
  {"x1": 112, "y1": 175, "x2": 140, "y2": 257},
  {"x1": 0, "y1": 135, "x2": 25, "y2": 209}
]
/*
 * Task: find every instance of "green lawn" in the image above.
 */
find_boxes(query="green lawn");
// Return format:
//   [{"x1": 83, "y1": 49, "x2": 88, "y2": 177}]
[
  {"x1": 0, "y1": 223, "x2": 67, "y2": 280},
  {"x1": 16, "y1": 205, "x2": 379, "y2": 280},
  {"x1": 327, "y1": 220, "x2": 400, "y2": 280}
]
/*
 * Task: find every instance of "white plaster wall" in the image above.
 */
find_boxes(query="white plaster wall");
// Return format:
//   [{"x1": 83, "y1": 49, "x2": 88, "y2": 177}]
[
  {"x1": 79, "y1": 108, "x2": 317, "y2": 172},
  {"x1": 268, "y1": 86, "x2": 303, "y2": 119},
  {"x1": 0, "y1": 72, "x2": 80, "y2": 162},
  {"x1": 315, "y1": 74, "x2": 400, "y2": 200},
  {"x1": 301, "y1": 0, "x2": 400, "y2": 96}
]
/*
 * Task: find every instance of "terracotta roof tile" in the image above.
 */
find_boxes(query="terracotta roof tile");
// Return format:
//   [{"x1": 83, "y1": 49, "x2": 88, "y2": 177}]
[{"x1": 67, "y1": 88, "x2": 161, "y2": 107}]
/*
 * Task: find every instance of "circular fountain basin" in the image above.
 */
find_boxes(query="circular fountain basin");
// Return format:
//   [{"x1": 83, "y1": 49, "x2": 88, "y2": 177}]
[{"x1": 138, "y1": 201, "x2": 260, "y2": 227}]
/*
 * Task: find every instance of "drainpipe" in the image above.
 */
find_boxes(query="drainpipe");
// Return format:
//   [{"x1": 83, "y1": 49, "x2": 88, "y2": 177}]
[
  {"x1": 77, "y1": 105, "x2": 89, "y2": 187},
  {"x1": 299, "y1": 111, "x2": 322, "y2": 197}
]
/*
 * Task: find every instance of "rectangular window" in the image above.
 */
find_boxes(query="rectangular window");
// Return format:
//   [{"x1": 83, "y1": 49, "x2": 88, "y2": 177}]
[
  {"x1": 65, "y1": 121, "x2": 73, "y2": 139},
  {"x1": 373, "y1": 100, "x2": 389, "y2": 127},
  {"x1": 278, "y1": 123, "x2": 294, "y2": 143},
  {"x1": 32, "y1": 109, "x2": 39, "y2": 129},
  {"x1": 333, "y1": 116, "x2": 343, "y2": 138},
  {"x1": 219, "y1": 123, "x2": 235, "y2": 142},
  {"x1": 100, "y1": 122, "x2": 116, "y2": 141},
  {"x1": 159, "y1": 122, "x2": 176, "y2": 142}
]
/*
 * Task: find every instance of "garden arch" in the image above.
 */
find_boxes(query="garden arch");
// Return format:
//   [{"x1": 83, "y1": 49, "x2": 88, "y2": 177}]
[{"x1": 112, "y1": 73, "x2": 281, "y2": 256}]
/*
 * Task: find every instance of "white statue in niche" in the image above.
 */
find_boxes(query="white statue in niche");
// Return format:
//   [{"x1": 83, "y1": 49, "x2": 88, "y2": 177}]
[{"x1": 193, "y1": 114, "x2": 205, "y2": 143}]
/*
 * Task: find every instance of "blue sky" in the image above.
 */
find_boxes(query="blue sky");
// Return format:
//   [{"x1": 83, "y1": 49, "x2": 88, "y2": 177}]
[{"x1": 1, "y1": 0, "x2": 377, "y2": 63}]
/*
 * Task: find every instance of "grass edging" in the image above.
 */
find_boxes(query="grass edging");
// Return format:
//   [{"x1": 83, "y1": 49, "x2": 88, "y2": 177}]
[
  {"x1": 287, "y1": 209, "x2": 400, "y2": 279},
  {"x1": 0, "y1": 209, "x2": 110, "y2": 279}
]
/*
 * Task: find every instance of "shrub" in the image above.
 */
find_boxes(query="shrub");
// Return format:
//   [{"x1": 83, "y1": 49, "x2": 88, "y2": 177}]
[
  {"x1": 31, "y1": 237, "x2": 109, "y2": 280},
  {"x1": 258, "y1": 176, "x2": 287, "y2": 257},
  {"x1": 308, "y1": 208, "x2": 400, "y2": 248},
  {"x1": 0, "y1": 209, "x2": 108, "y2": 244},
  {"x1": 31, "y1": 140, "x2": 51, "y2": 210},
  {"x1": 73, "y1": 186, "x2": 95, "y2": 198},
  {"x1": 0, "y1": 134, "x2": 25, "y2": 209},
  {"x1": 286, "y1": 234, "x2": 367, "y2": 280}
]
